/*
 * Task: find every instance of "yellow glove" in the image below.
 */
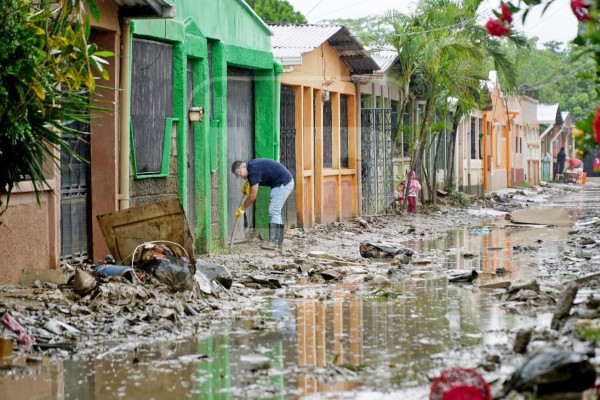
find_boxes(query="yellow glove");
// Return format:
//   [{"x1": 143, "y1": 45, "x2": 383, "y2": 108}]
[
  {"x1": 241, "y1": 182, "x2": 250, "y2": 196},
  {"x1": 234, "y1": 207, "x2": 245, "y2": 218}
]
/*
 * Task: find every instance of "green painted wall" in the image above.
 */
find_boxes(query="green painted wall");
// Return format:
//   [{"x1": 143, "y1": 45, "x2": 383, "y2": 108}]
[{"x1": 130, "y1": 0, "x2": 278, "y2": 253}]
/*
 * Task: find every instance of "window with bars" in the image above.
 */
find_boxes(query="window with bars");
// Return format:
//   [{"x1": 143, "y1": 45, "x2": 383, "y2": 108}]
[
  {"x1": 340, "y1": 95, "x2": 349, "y2": 168},
  {"x1": 131, "y1": 39, "x2": 174, "y2": 176},
  {"x1": 470, "y1": 117, "x2": 477, "y2": 159},
  {"x1": 478, "y1": 118, "x2": 483, "y2": 159},
  {"x1": 323, "y1": 98, "x2": 332, "y2": 168}
]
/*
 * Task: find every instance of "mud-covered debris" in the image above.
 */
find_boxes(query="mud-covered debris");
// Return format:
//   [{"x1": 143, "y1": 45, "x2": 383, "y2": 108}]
[
  {"x1": 320, "y1": 269, "x2": 342, "y2": 281},
  {"x1": 355, "y1": 217, "x2": 372, "y2": 230},
  {"x1": 359, "y1": 242, "x2": 414, "y2": 259},
  {"x1": 73, "y1": 268, "x2": 97, "y2": 295},
  {"x1": 137, "y1": 243, "x2": 194, "y2": 293},
  {"x1": 1, "y1": 311, "x2": 34, "y2": 345},
  {"x1": 195, "y1": 260, "x2": 232, "y2": 289},
  {"x1": 240, "y1": 353, "x2": 271, "y2": 371},
  {"x1": 447, "y1": 269, "x2": 478, "y2": 283},
  {"x1": 42, "y1": 319, "x2": 80, "y2": 336},
  {"x1": 241, "y1": 275, "x2": 282, "y2": 289},
  {"x1": 95, "y1": 265, "x2": 137, "y2": 284},
  {"x1": 501, "y1": 347, "x2": 596, "y2": 397},
  {"x1": 513, "y1": 328, "x2": 532, "y2": 354},
  {"x1": 508, "y1": 280, "x2": 539, "y2": 293},
  {"x1": 411, "y1": 270, "x2": 435, "y2": 279},
  {"x1": 480, "y1": 280, "x2": 511, "y2": 289},
  {"x1": 307, "y1": 251, "x2": 362, "y2": 266},
  {"x1": 391, "y1": 254, "x2": 410, "y2": 265},
  {"x1": 551, "y1": 282, "x2": 578, "y2": 330},
  {"x1": 193, "y1": 271, "x2": 212, "y2": 295},
  {"x1": 88, "y1": 281, "x2": 153, "y2": 309}
]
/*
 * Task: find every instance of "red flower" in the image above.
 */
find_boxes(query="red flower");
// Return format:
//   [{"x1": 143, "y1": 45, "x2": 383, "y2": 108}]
[
  {"x1": 593, "y1": 107, "x2": 600, "y2": 144},
  {"x1": 500, "y1": 2, "x2": 513, "y2": 23},
  {"x1": 485, "y1": 19, "x2": 510, "y2": 36},
  {"x1": 571, "y1": 0, "x2": 590, "y2": 21}
]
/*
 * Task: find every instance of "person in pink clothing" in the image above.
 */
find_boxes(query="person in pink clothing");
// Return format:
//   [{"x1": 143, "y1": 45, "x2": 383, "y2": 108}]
[{"x1": 406, "y1": 170, "x2": 421, "y2": 213}]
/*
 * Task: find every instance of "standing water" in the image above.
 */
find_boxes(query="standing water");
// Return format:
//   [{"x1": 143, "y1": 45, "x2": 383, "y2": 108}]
[{"x1": 1, "y1": 184, "x2": 598, "y2": 399}]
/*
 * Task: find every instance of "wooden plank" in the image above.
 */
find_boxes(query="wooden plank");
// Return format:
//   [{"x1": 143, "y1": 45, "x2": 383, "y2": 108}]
[{"x1": 97, "y1": 198, "x2": 195, "y2": 264}]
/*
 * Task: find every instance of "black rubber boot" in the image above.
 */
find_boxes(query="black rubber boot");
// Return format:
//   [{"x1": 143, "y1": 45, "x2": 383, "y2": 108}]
[
  {"x1": 261, "y1": 223, "x2": 279, "y2": 251},
  {"x1": 277, "y1": 224, "x2": 285, "y2": 250}
]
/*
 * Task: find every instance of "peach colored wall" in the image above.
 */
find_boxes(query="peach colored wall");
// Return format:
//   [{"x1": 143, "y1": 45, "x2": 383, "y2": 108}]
[
  {"x1": 282, "y1": 42, "x2": 355, "y2": 94},
  {"x1": 0, "y1": 2, "x2": 121, "y2": 284},
  {"x1": 281, "y1": 42, "x2": 359, "y2": 227},
  {"x1": 487, "y1": 86, "x2": 509, "y2": 190},
  {"x1": 89, "y1": 12, "x2": 121, "y2": 262},
  {"x1": 322, "y1": 179, "x2": 336, "y2": 223},
  {"x1": 0, "y1": 187, "x2": 59, "y2": 284},
  {"x1": 341, "y1": 177, "x2": 353, "y2": 219}
]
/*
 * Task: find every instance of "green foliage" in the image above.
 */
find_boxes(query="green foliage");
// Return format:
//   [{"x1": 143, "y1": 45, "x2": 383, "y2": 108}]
[
  {"x1": 575, "y1": 327, "x2": 600, "y2": 342},
  {"x1": 449, "y1": 189, "x2": 472, "y2": 207},
  {"x1": 246, "y1": 0, "x2": 306, "y2": 24},
  {"x1": 496, "y1": 0, "x2": 600, "y2": 157},
  {"x1": 0, "y1": 0, "x2": 112, "y2": 215},
  {"x1": 505, "y1": 39, "x2": 595, "y2": 122},
  {"x1": 519, "y1": 180, "x2": 532, "y2": 188}
]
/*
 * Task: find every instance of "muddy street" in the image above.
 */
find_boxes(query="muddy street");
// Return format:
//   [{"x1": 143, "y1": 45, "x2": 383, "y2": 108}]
[{"x1": 1, "y1": 181, "x2": 600, "y2": 399}]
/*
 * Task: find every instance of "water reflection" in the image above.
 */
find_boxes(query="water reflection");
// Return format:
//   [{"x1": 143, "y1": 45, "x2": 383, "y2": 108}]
[{"x1": 0, "y1": 224, "x2": 571, "y2": 400}]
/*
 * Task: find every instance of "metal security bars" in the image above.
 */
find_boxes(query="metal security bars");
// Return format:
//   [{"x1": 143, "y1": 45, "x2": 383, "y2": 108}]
[{"x1": 361, "y1": 108, "x2": 396, "y2": 215}]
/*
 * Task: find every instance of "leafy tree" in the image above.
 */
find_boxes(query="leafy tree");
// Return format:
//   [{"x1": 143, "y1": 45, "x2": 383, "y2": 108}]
[
  {"x1": 501, "y1": 38, "x2": 595, "y2": 122},
  {"x1": 0, "y1": 0, "x2": 110, "y2": 217},
  {"x1": 246, "y1": 0, "x2": 306, "y2": 24},
  {"x1": 380, "y1": 0, "x2": 523, "y2": 202}
]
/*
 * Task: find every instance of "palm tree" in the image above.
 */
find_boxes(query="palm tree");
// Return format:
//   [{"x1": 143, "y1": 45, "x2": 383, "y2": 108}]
[{"x1": 382, "y1": 0, "x2": 525, "y2": 204}]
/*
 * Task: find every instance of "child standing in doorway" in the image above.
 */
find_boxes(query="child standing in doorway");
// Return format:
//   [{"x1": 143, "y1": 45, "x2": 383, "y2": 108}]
[{"x1": 406, "y1": 170, "x2": 421, "y2": 213}]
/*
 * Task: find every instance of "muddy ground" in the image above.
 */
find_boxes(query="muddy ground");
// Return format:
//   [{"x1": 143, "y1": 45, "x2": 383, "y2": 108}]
[{"x1": 1, "y1": 181, "x2": 600, "y2": 398}]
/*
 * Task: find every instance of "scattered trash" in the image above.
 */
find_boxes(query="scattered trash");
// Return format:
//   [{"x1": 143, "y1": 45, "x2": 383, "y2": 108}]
[
  {"x1": 513, "y1": 328, "x2": 532, "y2": 354},
  {"x1": 501, "y1": 347, "x2": 596, "y2": 397},
  {"x1": 1, "y1": 311, "x2": 35, "y2": 345},
  {"x1": 72, "y1": 268, "x2": 97, "y2": 295},
  {"x1": 447, "y1": 270, "x2": 478, "y2": 283},
  {"x1": 135, "y1": 242, "x2": 194, "y2": 293},
  {"x1": 470, "y1": 227, "x2": 491, "y2": 234},
  {"x1": 479, "y1": 280, "x2": 511, "y2": 289},
  {"x1": 430, "y1": 367, "x2": 491, "y2": 400},
  {"x1": 95, "y1": 264, "x2": 137, "y2": 284},
  {"x1": 195, "y1": 260, "x2": 232, "y2": 289},
  {"x1": 359, "y1": 242, "x2": 414, "y2": 259}
]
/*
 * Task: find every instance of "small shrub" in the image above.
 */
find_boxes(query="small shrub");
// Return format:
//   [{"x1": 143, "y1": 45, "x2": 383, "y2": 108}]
[
  {"x1": 449, "y1": 190, "x2": 472, "y2": 207},
  {"x1": 519, "y1": 181, "x2": 532, "y2": 188}
]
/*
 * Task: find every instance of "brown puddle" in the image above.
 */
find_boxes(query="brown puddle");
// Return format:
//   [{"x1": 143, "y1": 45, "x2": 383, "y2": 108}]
[{"x1": 0, "y1": 223, "x2": 574, "y2": 399}]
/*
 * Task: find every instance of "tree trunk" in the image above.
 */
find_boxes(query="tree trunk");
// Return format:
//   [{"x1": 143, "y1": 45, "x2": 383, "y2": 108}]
[{"x1": 445, "y1": 106, "x2": 462, "y2": 191}]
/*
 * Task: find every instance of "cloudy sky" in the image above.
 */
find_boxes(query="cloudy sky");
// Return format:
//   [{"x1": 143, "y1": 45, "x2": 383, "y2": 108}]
[{"x1": 286, "y1": 0, "x2": 578, "y2": 47}]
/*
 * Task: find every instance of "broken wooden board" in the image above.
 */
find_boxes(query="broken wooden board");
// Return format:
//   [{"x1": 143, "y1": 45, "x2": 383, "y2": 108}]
[
  {"x1": 508, "y1": 207, "x2": 573, "y2": 227},
  {"x1": 97, "y1": 199, "x2": 195, "y2": 264}
]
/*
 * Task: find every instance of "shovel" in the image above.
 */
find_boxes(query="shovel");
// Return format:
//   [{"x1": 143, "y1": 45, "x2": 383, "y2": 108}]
[{"x1": 228, "y1": 195, "x2": 246, "y2": 252}]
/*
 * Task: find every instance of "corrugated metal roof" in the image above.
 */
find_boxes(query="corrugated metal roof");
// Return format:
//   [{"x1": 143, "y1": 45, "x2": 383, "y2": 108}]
[
  {"x1": 371, "y1": 52, "x2": 398, "y2": 73},
  {"x1": 537, "y1": 103, "x2": 562, "y2": 124},
  {"x1": 270, "y1": 24, "x2": 379, "y2": 75},
  {"x1": 112, "y1": 0, "x2": 174, "y2": 18}
]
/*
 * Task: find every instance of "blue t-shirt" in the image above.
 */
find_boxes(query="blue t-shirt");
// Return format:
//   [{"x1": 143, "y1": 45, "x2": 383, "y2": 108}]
[{"x1": 247, "y1": 159, "x2": 292, "y2": 188}]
